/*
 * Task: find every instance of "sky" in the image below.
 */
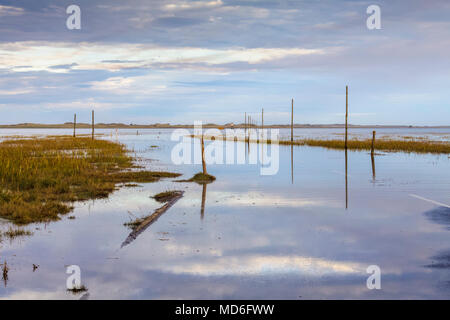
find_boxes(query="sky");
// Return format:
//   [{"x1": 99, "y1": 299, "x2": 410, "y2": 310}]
[{"x1": 0, "y1": 0, "x2": 449, "y2": 125}]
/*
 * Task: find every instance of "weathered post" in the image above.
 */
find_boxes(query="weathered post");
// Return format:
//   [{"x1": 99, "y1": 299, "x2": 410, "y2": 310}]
[
  {"x1": 262, "y1": 108, "x2": 264, "y2": 130},
  {"x1": 371, "y1": 130, "x2": 376, "y2": 155},
  {"x1": 201, "y1": 135, "x2": 207, "y2": 175},
  {"x1": 92, "y1": 110, "x2": 95, "y2": 140},
  {"x1": 261, "y1": 108, "x2": 264, "y2": 145},
  {"x1": 244, "y1": 112, "x2": 247, "y2": 129},
  {"x1": 345, "y1": 86, "x2": 348, "y2": 149},
  {"x1": 291, "y1": 98, "x2": 294, "y2": 143},
  {"x1": 245, "y1": 112, "x2": 247, "y2": 139},
  {"x1": 73, "y1": 113, "x2": 76, "y2": 137}
]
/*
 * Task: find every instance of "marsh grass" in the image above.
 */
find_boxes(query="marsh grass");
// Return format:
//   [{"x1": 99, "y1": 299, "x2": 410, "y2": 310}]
[
  {"x1": 288, "y1": 138, "x2": 450, "y2": 154},
  {"x1": 1, "y1": 227, "x2": 33, "y2": 240},
  {"x1": 0, "y1": 136, "x2": 180, "y2": 224},
  {"x1": 195, "y1": 134, "x2": 450, "y2": 154},
  {"x1": 67, "y1": 285, "x2": 88, "y2": 294},
  {"x1": 124, "y1": 218, "x2": 144, "y2": 229},
  {"x1": 176, "y1": 172, "x2": 216, "y2": 184},
  {"x1": 153, "y1": 190, "x2": 183, "y2": 203}
]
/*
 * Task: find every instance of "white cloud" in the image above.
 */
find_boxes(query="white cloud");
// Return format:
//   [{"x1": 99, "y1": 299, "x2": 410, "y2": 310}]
[
  {"x1": 163, "y1": 0, "x2": 223, "y2": 11},
  {"x1": 89, "y1": 75, "x2": 168, "y2": 95},
  {"x1": 157, "y1": 254, "x2": 366, "y2": 277},
  {"x1": 0, "y1": 89, "x2": 34, "y2": 95},
  {"x1": 90, "y1": 77, "x2": 136, "y2": 91},
  {"x1": 0, "y1": 42, "x2": 326, "y2": 73},
  {"x1": 210, "y1": 191, "x2": 342, "y2": 208},
  {"x1": 43, "y1": 99, "x2": 120, "y2": 110},
  {"x1": 0, "y1": 5, "x2": 24, "y2": 16}
]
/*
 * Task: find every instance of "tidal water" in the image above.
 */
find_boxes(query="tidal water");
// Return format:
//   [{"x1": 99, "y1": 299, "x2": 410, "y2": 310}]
[{"x1": 0, "y1": 128, "x2": 450, "y2": 299}]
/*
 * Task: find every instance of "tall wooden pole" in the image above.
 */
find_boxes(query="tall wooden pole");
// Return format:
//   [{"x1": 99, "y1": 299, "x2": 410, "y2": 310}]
[
  {"x1": 345, "y1": 86, "x2": 348, "y2": 149},
  {"x1": 262, "y1": 108, "x2": 264, "y2": 130},
  {"x1": 73, "y1": 113, "x2": 76, "y2": 137},
  {"x1": 371, "y1": 130, "x2": 376, "y2": 155},
  {"x1": 201, "y1": 135, "x2": 207, "y2": 175},
  {"x1": 92, "y1": 110, "x2": 94, "y2": 140},
  {"x1": 247, "y1": 115, "x2": 250, "y2": 146},
  {"x1": 245, "y1": 112, "x2": 247, "y2": 138},
  {"x1": 291, "y1": 98, "x2": 294, "y2": 143}
]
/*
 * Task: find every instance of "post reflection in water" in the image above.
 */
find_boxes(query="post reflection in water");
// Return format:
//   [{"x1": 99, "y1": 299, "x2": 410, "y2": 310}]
[
  {"x1": 371, "y1": 152, "x2": 376, "y2": 182},
  {"x1": 345, "y1": 148, "x2": 348, "y2": 210},
  {"x1": 200, "y1": 183, "x2": 207, "y2": 220},
  {"x1": 290, "y1": 144, "x2": 294, "y2": 184}
]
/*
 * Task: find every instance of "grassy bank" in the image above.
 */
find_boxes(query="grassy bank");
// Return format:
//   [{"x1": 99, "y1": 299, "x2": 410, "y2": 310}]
[
  {"x1": 0, "y1": 136, "x2": 180, "y2": 224},
  {"x1": 281, "y1": 138, "x2": 450, "y2": 154},
  {"x1": 194, "y1": 135, "x2": 450, "y2": 154}
]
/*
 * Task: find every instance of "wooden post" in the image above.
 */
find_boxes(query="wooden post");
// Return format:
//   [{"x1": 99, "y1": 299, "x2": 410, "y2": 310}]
[
  {"x1": 345, "y1": 86, "x2": 348, "y2": 149},
  {"x1": 371, "y1": 130, "x2": 376, "y2": 155},
  {"x1": 245, "y1": 112, "x2": 247, "y2": 138},
  {"x1": 261, "y1": 108, "x2": 264, "y2": 145},
  {"x1": 73, "y1": 113, "x2": 76, "y2": 137},
  {"x1": 262, "y1": 108, "x2": 264, "y2": 130},
  {"x1": 92, "y1": 110, "x2": 94, "y2": 140},
  {"x1": 247, "y1": 115, "x2": 250, "y2": 146},
  {"x1": 201, "y1": 135, "x2": 207, "y2": 175},
  {"x1": 291, "y1": 98, "x2": 294, "y2": 143}
]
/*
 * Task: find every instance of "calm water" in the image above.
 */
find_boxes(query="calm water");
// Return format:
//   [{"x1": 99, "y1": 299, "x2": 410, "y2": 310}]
[{"x1": 0, "y1": 128, "x2": 450, "y2": 299}]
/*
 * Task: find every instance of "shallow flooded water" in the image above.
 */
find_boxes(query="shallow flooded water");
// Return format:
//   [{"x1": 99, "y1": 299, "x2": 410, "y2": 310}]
[{"x1": 1, "y1": 128, "x2": 450, "y2": 299}]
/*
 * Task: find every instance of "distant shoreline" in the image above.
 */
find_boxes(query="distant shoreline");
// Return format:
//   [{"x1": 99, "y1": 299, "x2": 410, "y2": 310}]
[{"x1": 1, "y1": 123, "x2": 449, "y2": 129}]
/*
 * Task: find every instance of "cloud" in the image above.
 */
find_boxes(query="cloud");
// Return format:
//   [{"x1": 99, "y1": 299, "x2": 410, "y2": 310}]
[
  {"x1": 42, "y1": 99, "x2": 120, "y2": 110},
  {"x1": 156, "y1": 254, "x2": 367, "y2": 277},
  {"x1": 49, "y1": 63, "x2": 79, "y2": 70},
  {"x1": 163, "y1": 1, "x2": 224, "y2": 11},
  {"x1": 0, "y1": 89, "x2": 34, "y2": 95},
  {"x1": 0, "y1": 41, "x2": 326, "y2": 73},
  {"x1": 0, "y1": 5, "x2": 24, "y2": 16},
  {"x1": 89, "y1": 75, "x2": 167, "y2": 95},
  {"x1": 209, "y1": 191, "x2": 342, "y2": 208},
  {"x1": 1, "y1": 0, "x2": 450, "y2": 125},
  {"x1": 152, "y1": 16, "x2": 204, "y2": 27}
]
